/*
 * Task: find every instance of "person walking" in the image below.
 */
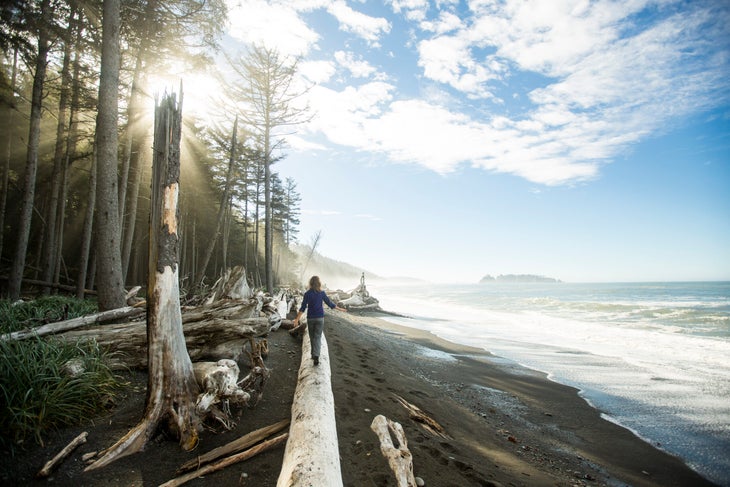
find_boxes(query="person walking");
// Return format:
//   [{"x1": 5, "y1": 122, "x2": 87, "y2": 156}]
[{"x1": 293, "y1": 275, "x2": 346, "y2": 365}]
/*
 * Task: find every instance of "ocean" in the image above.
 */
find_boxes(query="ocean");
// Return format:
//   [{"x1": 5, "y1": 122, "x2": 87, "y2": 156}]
[{"x1": 369, "y1": 281, "x2": 730, "y2": 486}]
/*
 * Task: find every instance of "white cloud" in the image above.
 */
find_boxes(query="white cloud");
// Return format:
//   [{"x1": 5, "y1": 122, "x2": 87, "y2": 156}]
[
  {"x1": 327, "y1": 1, "x2": 391, "y2": 44},
  {"x1": 334, "y1": 51, "x2": 377, "y2": 78},
  {"x1": 306, "y1": 81, "x2": 395, "y2": 147},
  {"x1": 299, "y1": 60, "x2": 337, "y2": 84},
  {"x1": 226, "y1": 0, "x2": 320, "y2": 56},
  {"x1": 388, "y1": 0, "x2": 430, "y2": 21},
  {"x1": 236, "y1": 0, "x2": 730, "y2": 186},
  {"x1": 420, "y1": 10, "x2": 463, "y2": 34}
]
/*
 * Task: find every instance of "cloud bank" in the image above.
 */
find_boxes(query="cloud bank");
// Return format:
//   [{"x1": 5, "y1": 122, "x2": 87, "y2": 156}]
[{"x1": 227, "y1": 0, "x2": 730, "y2": 185}]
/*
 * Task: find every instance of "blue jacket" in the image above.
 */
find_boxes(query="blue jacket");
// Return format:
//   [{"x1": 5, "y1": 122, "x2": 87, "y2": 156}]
[{"x1": 300, "y1": 289, "x2": 336, "y2": 319}]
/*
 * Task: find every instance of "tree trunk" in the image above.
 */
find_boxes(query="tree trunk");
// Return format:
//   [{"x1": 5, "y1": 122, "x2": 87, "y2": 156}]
[
  {"x1": 55, "y1": 8, "x2": 84, "y2": 289},
  {"x1": 94, "y1": 0, "x2": 126, "y2": 310},
  {"x1": 264, "y1": 144, "x2": 273, "y2": 292},
  {"x1": 0, "y1": 47, "x2": 18, "y2": 263},
  {"x1": 41, "y1": 6, "x2": 76, "y2": 294},
  {"x1": 197, "y1": 116, "x2": 238, "y2": 284},
  {"x1": 7, "y1": 0, "x2": 52, "y2": 300},
  {"x1": 77, "y1": 151, "x2": 97, "y2": 299},
  {"x1": 86, "y1": 91, "x2": 199, "y2": 471}
]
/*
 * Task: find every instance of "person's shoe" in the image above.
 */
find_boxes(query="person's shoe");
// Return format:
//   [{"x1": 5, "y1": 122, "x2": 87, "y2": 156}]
[{"x1": 313, "y1": 357, "x2": 319, "y2": 366}]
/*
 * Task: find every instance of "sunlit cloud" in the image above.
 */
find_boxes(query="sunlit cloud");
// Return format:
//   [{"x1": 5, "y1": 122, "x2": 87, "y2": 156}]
[
  {"x1": 420, "y1": 10, "x2": 463, "y2": 34},
  {"x1": 298, "y1": 0, "x2": 730, "y2": 185},
  {"x1": 299, "y1": 60, "x2": 336, "y2": 84},
  {"x1": 227, "y1": 0, "x2": 729, "y2": 186},
  {"x1": 388, "y1": 0, "x2": 430, "y2": 22},
  {"x1": 334, "y1": 51, "x2": 377, "y2": 78},
  {"x1": 326, "y1": 0, "x2": 391, "y2": 44},
  {"x1": 226, "y1": 0, "x2": 320, "y2": 56}
]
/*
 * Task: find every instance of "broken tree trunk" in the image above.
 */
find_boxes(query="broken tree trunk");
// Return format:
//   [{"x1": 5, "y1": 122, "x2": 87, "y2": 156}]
[
  {"x1": 1, "y1": 305, "x2": 145, "y2": 341},
  {"x1": 86, "y1": 91, "x2": 200, "y2": 471},
  {"x1": 204, "y1": 266, "x2": 253, "y2": 304},
  {"x1": 370, "y1": 415, "x2": 416, "y2": 487},
  {"x1": 277, "y1": 331, "x2": 342, "y2": 487}
]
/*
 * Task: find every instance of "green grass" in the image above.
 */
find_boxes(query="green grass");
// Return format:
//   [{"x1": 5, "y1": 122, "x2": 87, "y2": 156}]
[
  {"x1": 0, "y1": 297, "x2": 120, "y2": 449},
  {"x1": 0, "y1": 295, "x2": 98, "y2": 334}
]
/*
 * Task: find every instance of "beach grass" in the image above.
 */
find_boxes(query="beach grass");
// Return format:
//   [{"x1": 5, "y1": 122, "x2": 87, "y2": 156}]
[{"x1": 0, "y1": 335, "x2": 120, "y2": 450}]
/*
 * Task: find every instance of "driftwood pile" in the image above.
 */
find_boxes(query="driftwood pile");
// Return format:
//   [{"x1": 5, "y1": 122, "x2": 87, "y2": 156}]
[
  {"x1": 11, "y1": 270, "x2": 436, "y2": 486},
  {"x1": 329, "y1": 273, "x2": 381, "y2": 311}
]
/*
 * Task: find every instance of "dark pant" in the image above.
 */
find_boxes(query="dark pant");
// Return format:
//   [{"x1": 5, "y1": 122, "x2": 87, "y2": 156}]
[{"x1": 307, "y1": 317, "x2": 324, "y2": 358}]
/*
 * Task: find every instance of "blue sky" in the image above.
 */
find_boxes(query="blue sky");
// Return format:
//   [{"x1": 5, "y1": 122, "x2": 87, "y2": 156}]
[{"x1": 202, "y1": 0, "x2": 730, "y2": 283}]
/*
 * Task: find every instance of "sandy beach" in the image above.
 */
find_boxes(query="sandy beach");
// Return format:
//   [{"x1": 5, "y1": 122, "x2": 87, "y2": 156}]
[{"x1": 1, "y1": 310, "x2": 716, "y2": 486}]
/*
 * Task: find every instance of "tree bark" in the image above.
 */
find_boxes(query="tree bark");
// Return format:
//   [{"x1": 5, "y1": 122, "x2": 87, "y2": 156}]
[
  {"x1": 77, "y1": 151, "x2": 97, "y2": 299},
  {"x1": 86, "y1": 91, "x2": 199, "y2": 471},
  {"x1": 0, "y1": 47, "x2": 18, "y2": 265},
  {"x1": 40, "y1": 5, "x2": 76, "y2": 294},
  {"x1": 94, "y1": 0, "x2": 125, "y2": 310},
  {"x1": 7, "y1": 0, "x2": 52, "y2": 300}
]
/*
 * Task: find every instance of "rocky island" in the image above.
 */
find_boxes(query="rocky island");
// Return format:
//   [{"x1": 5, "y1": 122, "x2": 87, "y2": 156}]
[{"x1": 479, "y1": 274, "x2": 561, "y2": 283}]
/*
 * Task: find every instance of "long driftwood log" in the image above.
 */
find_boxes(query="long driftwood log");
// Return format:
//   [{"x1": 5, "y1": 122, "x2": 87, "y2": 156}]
[
  {"x1": 161, "y1": 432, "x2": 289, "y2": 487},
  {"x1": 277, "y1": 332, "x2": 342, "y2": 487},
  {"x1": 54, "y1": 313, "x2": 271, "y2": 369},
  {"x1": 177, "y1": 418, "x2": 290, "y2": 473},
  {"x1": 1, "y1": 306, "x2": 145, "y2": 341}
]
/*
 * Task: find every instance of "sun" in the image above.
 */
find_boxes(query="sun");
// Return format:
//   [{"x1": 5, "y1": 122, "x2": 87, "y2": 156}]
[{"x1": 145, "y1": 63, "x2": 222, "y2": 124}]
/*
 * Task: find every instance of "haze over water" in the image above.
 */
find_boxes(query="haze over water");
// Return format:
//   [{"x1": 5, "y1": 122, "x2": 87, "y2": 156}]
[{"x1": 371, "y1": 281, "x2": 730, "y2": 486}]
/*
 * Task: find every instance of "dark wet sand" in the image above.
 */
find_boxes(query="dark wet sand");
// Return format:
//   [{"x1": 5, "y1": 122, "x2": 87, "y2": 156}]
[{"x1": 2, "y1": 310, "x2": 716, "y2": 486}]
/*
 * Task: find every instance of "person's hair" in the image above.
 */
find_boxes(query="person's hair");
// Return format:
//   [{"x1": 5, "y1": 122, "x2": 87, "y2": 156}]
[{"x1": 309, "y1": 275, "x2": 322, "y2": 291}]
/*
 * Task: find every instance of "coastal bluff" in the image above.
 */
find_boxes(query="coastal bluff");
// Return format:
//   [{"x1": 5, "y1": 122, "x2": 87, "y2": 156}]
[{"x1": 479, "y1": 274, "x2": 561, "y2": 283}]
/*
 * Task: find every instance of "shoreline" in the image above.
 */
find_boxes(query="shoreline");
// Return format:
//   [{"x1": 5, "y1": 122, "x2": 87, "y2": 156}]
[
  {"x1": 329, "y1": 310, "x2": 717, "y2": 486},
  {"x1": 359, "y1": 298, "x2": 730, "y2": 487},
  {"x1": 1, "y1": 308, "x2": 718, "y2": 486}
]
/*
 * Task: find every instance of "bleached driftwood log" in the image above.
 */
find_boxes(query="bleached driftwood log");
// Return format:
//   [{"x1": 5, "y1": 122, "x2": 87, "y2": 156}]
[
  {"x1": 55, "y1": 315, "x2": 271, "y2": 369},
  {"x1": 161, "y1": 432, "x2": 288, "y2": 487},
  {"x1": 370, "y1": 415, "x2": 416, "y2": 487},
  {"x1": 1, "y1": 306, "x2": 145, "y2": 341},
  {"x1": 277, "y1": 332, "x2": 342, "y2": 487},
  {"x1": 394, "y1": 394, "x2": 450, "y2": 439},
  {"x1": 193, "y1": 359, "x2": 250, "y2": 415},
  {"x1": 36, "y1": 431, "x2": 88, "y2": 477},
  {"x1": 204, "y1": 266, "x2": 253, "y2": 304},
  {"x1": 177, "y1": 419, "x2": 289, "y2": 473}
]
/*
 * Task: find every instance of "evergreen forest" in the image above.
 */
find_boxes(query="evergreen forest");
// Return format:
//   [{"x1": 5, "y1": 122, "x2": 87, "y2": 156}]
[{"x1": 0, "y1": 0, "x2": 308, "y2": 309}]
